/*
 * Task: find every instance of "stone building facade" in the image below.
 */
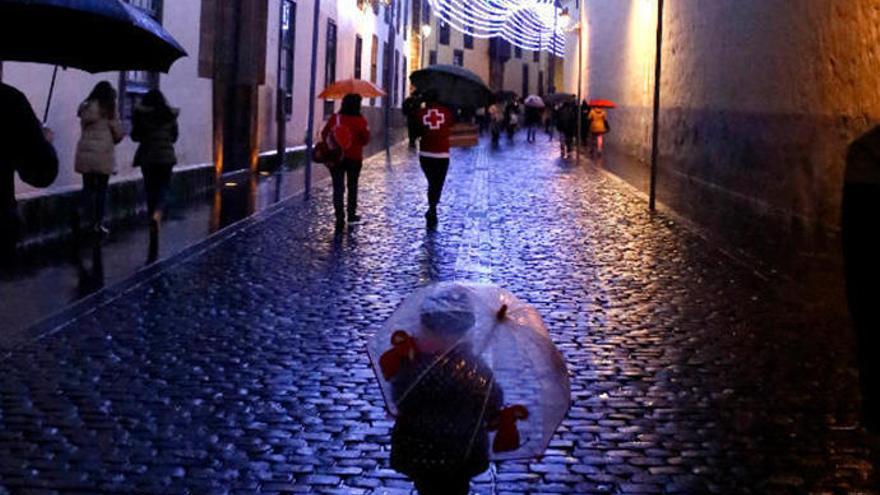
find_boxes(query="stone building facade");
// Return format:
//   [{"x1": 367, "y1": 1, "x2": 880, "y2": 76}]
[{"x1": 562, "y1": 0, "x2": 880, "y2": 241}]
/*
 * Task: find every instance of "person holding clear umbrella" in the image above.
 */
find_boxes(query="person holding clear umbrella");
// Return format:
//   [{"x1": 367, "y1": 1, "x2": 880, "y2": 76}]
[{"x1": 370, "y1": 281, "x2": 571, "y2": 495}]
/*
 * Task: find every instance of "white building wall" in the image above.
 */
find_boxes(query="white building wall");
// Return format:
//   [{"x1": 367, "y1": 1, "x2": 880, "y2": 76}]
[
  {"x1": 4, "y1": 1, "x2": 210, "y2": 199},
  {"x1": 262, "y1": 0, "x2": 413, "y2": 153},
  {"x1": 5, "y1": 0, "x2": 559, "y2": 202}
]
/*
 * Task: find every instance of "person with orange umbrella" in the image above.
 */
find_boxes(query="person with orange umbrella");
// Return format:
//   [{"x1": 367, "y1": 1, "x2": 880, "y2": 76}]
[{"x1": 319, "y1": 94, "x2": 371, "y2": 230}]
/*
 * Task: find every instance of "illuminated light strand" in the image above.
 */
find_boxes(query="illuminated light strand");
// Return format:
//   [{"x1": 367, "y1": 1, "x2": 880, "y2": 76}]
[{"x1": 428, "y1": 0, "x2": 566, "y2": 57}]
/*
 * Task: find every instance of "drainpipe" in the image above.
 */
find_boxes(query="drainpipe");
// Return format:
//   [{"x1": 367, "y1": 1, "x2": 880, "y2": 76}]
[
  {"x1": 575, "y1": 0, "x2": 582, "y2": 166},
  {"x1": 304, "y1": 0, "x2": 322, "y2": 200},
  {"x1": 275, "y1": 0, "x2": 287, "y2": 171},
  {"x1": 649, "y1": 0, "x2": 665, "y2": 211},
  {"x1": 385, "y1": 0, "x2": 396, "y2": 161}
]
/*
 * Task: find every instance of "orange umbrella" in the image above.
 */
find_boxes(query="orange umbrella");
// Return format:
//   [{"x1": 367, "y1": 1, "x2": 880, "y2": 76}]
[{"x1": 319, "y1": 79, "x2": 386, "y2": 99}]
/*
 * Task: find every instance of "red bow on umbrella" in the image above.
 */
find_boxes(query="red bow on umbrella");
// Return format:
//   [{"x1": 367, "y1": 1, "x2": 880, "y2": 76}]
[
  {"x1": 379, "y1": 331, "x2": 419, "y2": 379},
  {"x1": 489, "y1": 405, "x2": 530, "y2": 453}
]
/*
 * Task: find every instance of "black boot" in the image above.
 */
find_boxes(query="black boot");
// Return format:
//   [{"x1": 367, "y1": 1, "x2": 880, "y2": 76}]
[
  {"x1": 147, "y1": 219, "x2": 159, "y2": 264},
  {"x1": 425, "y1": 208, "x2": 438, "y2": 229}
]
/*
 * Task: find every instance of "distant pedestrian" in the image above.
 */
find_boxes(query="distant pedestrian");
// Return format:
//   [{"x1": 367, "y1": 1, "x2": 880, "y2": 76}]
[
  {"x1": 131, "y1": 89, "x2": 179, "y2": 263},
  {"x1": 504, "y1": 101, "x2": 519, "y2": 142},
  {"x1": 0, "y1": 82, "x2": 58, "y2": 268},
  {"x1": 555, "y1": 101, "x2": 577, "y2": 159},
  {"x1": 525, "y1": 105, "x2": 542, "y2": 143},
  {"x1": 403, "y1": 92, "x2": 422, "y2": 149},
  {"x1": 587, "y1": 106, "x2": 610, "y2": 158},
  {"x1": 321, "y1": 93, "x2": 371, "y2": 230},
  {"x1": 843, "y1": 126, "x2": 880, "y2": 434},
  {"x1": 579, "y1": 100, "x2": 590, "y2": 146},
  {"x1": 75, "y1": 81, "x2": 124, "y2": 237},
  {"x1": 488, "y1": 102, "x2": 504, "y2": 146},
  {"x1": 416, "y1": 90, "x2": 454, "y2": 229}
]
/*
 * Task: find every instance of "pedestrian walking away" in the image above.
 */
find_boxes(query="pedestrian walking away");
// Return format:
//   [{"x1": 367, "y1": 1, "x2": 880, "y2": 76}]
[
  {"x1": 74, "y1": 81, "x2": 124, "y2": 238},
  {"x1": 843, "y1": 126, "x2": 880, "y2": 434},
  {"x1": 488, "y1": 102, "x2": 504, "y2": 146},
  {"x1": 415, "y1": 90, "x2": 454, "y2": 229},
  {"x1": 525, "y1": 105, "x2": 543, "y2": 144},
  {"x1": 0, "y1": 82, "x2": 58, "y2": 270},
  {"x1": 321, "y1": 93, "x2": 371, "y2": 230},
  {"x1": 504, "y1": 101, "x2": 520, "y2": 142},
  {"x1": 131, "y1": 89, "x2": 179, "y2": 264},
  {"x1": 555, "y1": 101, "x2": 578, "y2": 159},
  {"x1": 587, "y1": 106, "x2": 610, "y2": 158},
  {"x1": 369, "y1": 282, "x2": 571, "y2": 495}
]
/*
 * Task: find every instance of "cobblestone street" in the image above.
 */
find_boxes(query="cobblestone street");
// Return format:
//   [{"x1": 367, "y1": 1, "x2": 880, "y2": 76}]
[{"x1": 0, "y1": 138, "x2": 876, "y2": 494}]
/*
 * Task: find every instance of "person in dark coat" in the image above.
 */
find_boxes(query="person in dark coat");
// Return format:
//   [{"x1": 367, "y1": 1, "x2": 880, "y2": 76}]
[
  {"x1": 0, "y1": 82, "x2": 58, "y2": 269},
  {"x1": 843, "y1": 126, "x2": 880, "y2": 434},
  {"x1": 403, "y1": 93, "x2": 422, "y2": 149},
  {"x1": 131, "y1": 89, "x2": 179, "y2": 263},
  {"x1": 321, "y1": 94, "x2": 371, "y2": 230},
  {"x1": 525, "y1": 105, "x2": 543, "y2": 143},
  {"x1": 555, "y1": 101, "x2": 578, "y2": 159},
  {"x1": 387, "y1": 286, "x2": 504, "y2": 495}
]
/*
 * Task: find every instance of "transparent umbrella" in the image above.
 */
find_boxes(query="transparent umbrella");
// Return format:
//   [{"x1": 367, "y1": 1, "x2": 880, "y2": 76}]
[{"x1": 368, "y1": 281, "x2": 571, "y2": 461}]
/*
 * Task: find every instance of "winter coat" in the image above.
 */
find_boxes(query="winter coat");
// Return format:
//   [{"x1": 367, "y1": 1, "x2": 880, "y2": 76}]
[
  {"x1": 131, "y1": 104, "x2": 179, "y2": 168},
  {"x1": 555, "y1": 104, "x2": 578, "y2": 136},
  {"x1": 390, "y1": 346, "x2": 503, "y2": 480},
  {"x1": 320, "y1": 113, "x2": 371, "y2": 162},
  {"x1": 1, "y1": 83, "x2": 58, "y2": 210},
  {"x1": 588, "y1": 108, "x2": 609, "y2": 135},
  {"x1": 74, "y1": 100, "x2": 124, "y2": 175},
  {"x1": 525, "y1": 106, "x2": 543, "y2": 126}
]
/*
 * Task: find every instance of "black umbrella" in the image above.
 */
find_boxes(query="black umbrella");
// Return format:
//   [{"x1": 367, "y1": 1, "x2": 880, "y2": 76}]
[
  {"x1": 542, "y1": 93, "x2": 576, "y2": 106},
  {"x1": 0, "y1": 0, "x2": 187, "y2": 120},
  {"x1": 410, "y1": 65, "x2": 493, "y2": 109}
]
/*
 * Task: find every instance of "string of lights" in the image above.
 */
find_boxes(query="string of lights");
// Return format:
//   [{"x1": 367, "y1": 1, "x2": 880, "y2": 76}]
[{"x1": 427, "y1": 0, "x2": 567, "y2": 56}]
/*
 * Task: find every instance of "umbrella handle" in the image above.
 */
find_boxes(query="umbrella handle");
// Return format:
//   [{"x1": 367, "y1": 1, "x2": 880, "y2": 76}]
[{"x1": 43, "y1": 66, "x2": 60, "y2": 124}]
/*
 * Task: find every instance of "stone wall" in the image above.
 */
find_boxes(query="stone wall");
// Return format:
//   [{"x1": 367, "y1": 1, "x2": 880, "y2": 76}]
[{"x1": 581, "y1": 0, "x2": 880, "y2": 231}]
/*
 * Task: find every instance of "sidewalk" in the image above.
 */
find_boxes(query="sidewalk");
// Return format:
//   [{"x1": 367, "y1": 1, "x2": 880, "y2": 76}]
[{"x1": 0, "y1": 137, "x2": 875, "y2": 494}]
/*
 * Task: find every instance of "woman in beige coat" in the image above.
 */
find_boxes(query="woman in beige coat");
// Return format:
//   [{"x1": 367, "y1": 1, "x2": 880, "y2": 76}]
[{"x1": 75, "y1": 81, "x2": 124, "y2": 235}]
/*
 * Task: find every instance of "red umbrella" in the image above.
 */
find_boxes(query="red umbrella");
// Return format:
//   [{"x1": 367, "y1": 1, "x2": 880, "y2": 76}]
[{"x1": 588, "y1": 99, "x2": 617, "y2": 108}]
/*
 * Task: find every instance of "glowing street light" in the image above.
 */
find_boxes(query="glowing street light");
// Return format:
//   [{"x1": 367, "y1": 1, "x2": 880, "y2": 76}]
[
  {"x1": 421, "y1": 24, "x2": 433, "y2": 38},
  {"x1": 557, "y1": 7, "x2": 571, "y2": 30}
]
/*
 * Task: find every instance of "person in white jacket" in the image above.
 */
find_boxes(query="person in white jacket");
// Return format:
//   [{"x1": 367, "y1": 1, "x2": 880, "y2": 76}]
[{"x1": 75, "y1": 81, "x2": 124, "y2": 235}]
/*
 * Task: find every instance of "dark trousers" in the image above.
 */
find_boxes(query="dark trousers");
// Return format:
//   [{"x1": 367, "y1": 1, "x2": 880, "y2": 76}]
[
  {"x1": 0, "y1": 206, "x2": 19, "y2": 269},
  {"x1": 527, "y1": 124, "x2": 538, "y2": 143},
  {"x1": 419, "y1": 156, "x2": 450, "y2": 209},
  {"x1": 330, "y1": 158, "x2": 362, "y2": 220},
  {"x1": 413, "y1": 476, "x2": 471, "y2": 495},
  {"x1": 842, "y1": 181, "x2": 880, "y2": 430},
  {"x1": 81, "y1": 173, "x2": 110, "y2": 227},
  {"x1": 142, "y1": 164, "x2": 174, "y2": 219}
]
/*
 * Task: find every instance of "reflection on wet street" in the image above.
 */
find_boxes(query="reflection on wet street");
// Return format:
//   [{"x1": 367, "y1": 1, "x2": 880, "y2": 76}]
[
  {"x1": 0, "y1": 164, "x2": 329, "y2": 338},
  {"x1": 0, "y1": 139, "x2": 875, "y2": 493}
]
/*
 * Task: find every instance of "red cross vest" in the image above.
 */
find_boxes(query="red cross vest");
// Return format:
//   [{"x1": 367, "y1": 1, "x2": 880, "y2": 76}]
[{"x1": 417, "y1": 104, "x2": 454, "y2": 159}]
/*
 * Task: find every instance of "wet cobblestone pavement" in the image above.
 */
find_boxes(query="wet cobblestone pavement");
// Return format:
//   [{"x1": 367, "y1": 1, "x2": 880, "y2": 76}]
[{"x1": 0, "y1": 139, "x2": 876, "y2": 494}]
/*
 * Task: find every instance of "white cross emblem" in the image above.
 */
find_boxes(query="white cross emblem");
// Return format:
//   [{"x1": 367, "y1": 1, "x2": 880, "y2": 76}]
[{"x1": 423, "y1": 108, "x2": 446, "y2": 130}]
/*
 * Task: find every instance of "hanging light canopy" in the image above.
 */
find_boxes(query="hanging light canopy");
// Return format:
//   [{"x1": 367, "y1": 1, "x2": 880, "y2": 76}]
[{"x1": 427, "y1": 0, "x2": 567, "y2": 56}]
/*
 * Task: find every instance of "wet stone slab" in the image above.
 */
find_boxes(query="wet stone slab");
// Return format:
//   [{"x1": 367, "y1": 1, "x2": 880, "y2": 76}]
[{"x1": 0, "y1": 138, "x2": 877, "y2": 494}]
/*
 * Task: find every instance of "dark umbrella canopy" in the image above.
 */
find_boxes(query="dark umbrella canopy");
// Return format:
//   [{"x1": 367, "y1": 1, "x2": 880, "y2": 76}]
[
  {"x1": 410, "y1": 64, "x2": 493, "y2": 109},
  {"x1": 543, "y1": 93, "x2": 576, "y2": 106},
  {"x1": 0, "y1": 0, "x2": 187, "y2": 73}
]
